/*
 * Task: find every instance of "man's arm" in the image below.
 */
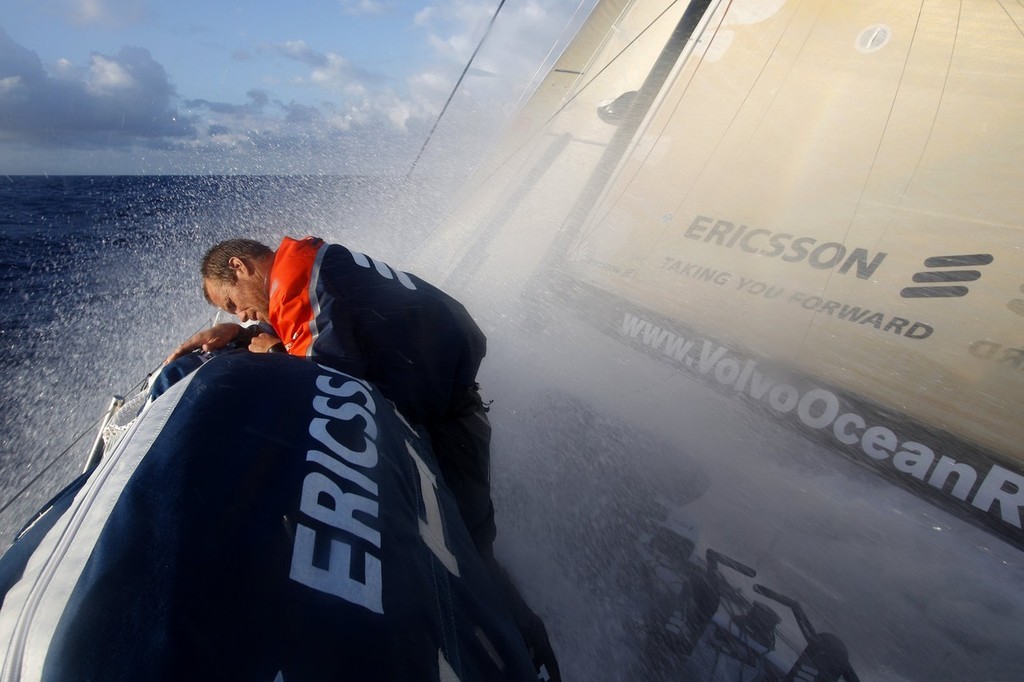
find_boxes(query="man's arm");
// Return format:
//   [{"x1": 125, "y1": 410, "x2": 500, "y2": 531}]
[
  {"x1": 164, "y1": 323, "x2": 287, "y2": 365},
  {"x1": 164, "y1": 323, "x2": 243, "y2": 365},
  {"x1": 248, "y1": 331, "x2": 286, "y2": 353}
]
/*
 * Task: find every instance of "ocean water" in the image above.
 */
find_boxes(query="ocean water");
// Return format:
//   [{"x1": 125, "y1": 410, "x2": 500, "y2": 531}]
[{"x1": 0, "y1": 174, "x2": 425, "y2": 539}]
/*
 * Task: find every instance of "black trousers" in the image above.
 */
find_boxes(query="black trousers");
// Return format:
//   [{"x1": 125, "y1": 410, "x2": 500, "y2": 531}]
[
  {"x1": 427, "y1": 386, "x2": 562, "y2": 681},
  {"x1": 425, "y1": 384, "x2": 497, "y2": 555}
]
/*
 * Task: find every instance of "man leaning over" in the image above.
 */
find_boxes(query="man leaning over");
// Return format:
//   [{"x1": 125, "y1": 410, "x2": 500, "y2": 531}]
[{"x1": 166, "y1": 236, "x2": 560, "y2": 681}]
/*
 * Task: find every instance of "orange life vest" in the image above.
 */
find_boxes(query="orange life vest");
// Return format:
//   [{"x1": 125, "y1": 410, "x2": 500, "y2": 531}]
[{"x1": 267, "y1": 236, "x2": 324, "y2": 357}]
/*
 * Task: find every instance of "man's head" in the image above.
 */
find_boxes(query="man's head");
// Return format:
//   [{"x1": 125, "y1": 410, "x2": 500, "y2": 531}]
[{"x1": 200, "y1": 239, "x2": 275, "y2": 323}]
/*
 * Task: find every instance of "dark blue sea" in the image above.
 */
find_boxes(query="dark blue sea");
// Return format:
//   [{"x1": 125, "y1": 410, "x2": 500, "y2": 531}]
[{"x1": 0, "y1": 174, "x2": 426, "y2": 542}]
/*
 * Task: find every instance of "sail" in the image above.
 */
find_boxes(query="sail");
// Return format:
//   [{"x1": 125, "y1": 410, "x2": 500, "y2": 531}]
[
  {"x1": 417, "y1": 0, "x2": 1024, "y2": 548},
  {"x1": 564, "y1": 0, "x2": 1023, "y2": 454}
]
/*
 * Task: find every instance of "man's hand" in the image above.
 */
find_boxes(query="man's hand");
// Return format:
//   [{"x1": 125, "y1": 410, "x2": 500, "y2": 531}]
[
  {"x1": 248, "y1": 332, "x2": 285, "y2": 353},
  {"x1": 164, "y1": 323, "x2": 243, "y2": 365}
]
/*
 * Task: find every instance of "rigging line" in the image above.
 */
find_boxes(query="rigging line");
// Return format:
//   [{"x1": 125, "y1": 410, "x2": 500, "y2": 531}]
[
  {"x1": 406, "y1": 2, "x2": 596, "y2": 242},
  {"x1": 508, "y1": 0, "x2": 593, "y2": 121},
  {"x1": 406, "y1": 0, "x2": 508, "y2": 180},
  {"x1": 744, "y1": 0, "x2": 816, "y2": 143},
  {"x1": 463, "y1": 0, "x2": 687, "y2": 194},
  {"x1": 552, "y1": 0, "x2": 720, "y2": 268},
  {"x1": 392, "y1": 2, "x2": 593, "y2": 243},
  {"x1": 640, "y1": 0, "x2": 808, "y2": 252},
  {"x1": 796, "y1": 0, "x2": 929, "y2": 356},
  {"x1": 996, "y1": 0, "x2": 1024, "y2": 38},
  {"x1": 0, "y1": 318, "x2": 217, "y2": 519},
  {"x1": 877, "y1": 0, "x2": 963, "y2": 237},
  {"x1": 0, "y1": 415, "x2": 98, "y2": 519},
  {"x1": 0, "y1": 361, "x2": 155, "y2": 519},
  {"x1": 737, "y1": 0, "x2": 831, "y2": 350},
  {"x1": 573, "y1": 0, "x2": 734, "y2": 256},
  {"x1": 648, "y1": 0, "x2": 811, "y2": 249}
]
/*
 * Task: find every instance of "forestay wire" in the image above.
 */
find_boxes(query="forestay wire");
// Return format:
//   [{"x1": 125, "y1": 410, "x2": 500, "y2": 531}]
[
  {"x1": 0, "y1": 317, "x2": 217, "y2": 523},
  {"x1": 406, "y1": 0, "x2": 508, "y2": 179},
  {"x1": 464, "y1": 0, "x2": 685, "y2": 192},
  {"x1": 0, "y1": 373, "x2": 149, "y2": 521}
]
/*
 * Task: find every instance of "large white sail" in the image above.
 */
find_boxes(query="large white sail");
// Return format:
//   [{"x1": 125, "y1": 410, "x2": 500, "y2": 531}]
[
  {"x1": 410, "y1": 2, "x2": 1024, "y2": 678},
  {"x1": 419, "y1": 0, "x2": 1024, "y2": 549}
]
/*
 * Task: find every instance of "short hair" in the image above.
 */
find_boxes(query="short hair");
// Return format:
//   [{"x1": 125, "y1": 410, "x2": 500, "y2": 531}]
[
  {"x1": 200, "y1": 238, "x2": 273, "y2": 303},
  {"x1": 201, "y1": 239, "x2": 272, "y2": 282}
]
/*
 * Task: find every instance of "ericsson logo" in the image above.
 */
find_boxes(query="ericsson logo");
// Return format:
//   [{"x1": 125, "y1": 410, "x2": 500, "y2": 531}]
[{"x1": 900, "y1": 254, "x2": 993, "y2": 299}]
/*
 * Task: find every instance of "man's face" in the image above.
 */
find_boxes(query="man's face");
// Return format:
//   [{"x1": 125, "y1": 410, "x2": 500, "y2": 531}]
[{"x1": 204, "y1": 263, "x2": 269, "y2": 323}]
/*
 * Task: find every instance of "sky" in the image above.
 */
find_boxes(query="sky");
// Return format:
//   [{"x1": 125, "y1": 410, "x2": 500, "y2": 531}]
[{"x1": 0, "y1": 0, "x2": 595, "y2": 175}]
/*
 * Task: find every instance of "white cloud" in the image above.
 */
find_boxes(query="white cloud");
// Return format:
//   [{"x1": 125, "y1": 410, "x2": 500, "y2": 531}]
[
  {"x1": 385, "y1": 99, "x2": 412, "y2": 129},
  {"x1": 87, "y1": 54, "x2": 134, "y2": 93},
  {"x1": 245, "y1": 2, "x2": 596, "y2": 149},
  {"x1": 407, "y1": 70, "x2": 449, "y2": 98},
  {"x1": 0, "y1": 29, "x2": 192, "y2": 142},
  {"x1": 277, "y1": 40, "x2": 327, "y2": 68},
  {"x1": 0, "y1": 75, "x2": 24, "y2": 94},
  {"x1": 272, "y1": 40, "x2": 373, "y2": 93},
  {"x1": 1, "y1": 1, "x2": 599, "y2": 174},
  {"x1": 310, "y1": 53, "x2": 354, "y2": 87},
  {"x1": 415, "y1": 0, "x2": 592, "y2": 94},
  {"x1": 52, "y1": 58, "x2": 81, "y2": 80},
  {"x1": 413, "y1": 7, "x2": 435, "y2": 26},
  {"x1": 344, "y1": 81, "x2": 367, "y2": 97},
  {"x1": 427, "y1": 32, "x2": 471, "y2": 63}
]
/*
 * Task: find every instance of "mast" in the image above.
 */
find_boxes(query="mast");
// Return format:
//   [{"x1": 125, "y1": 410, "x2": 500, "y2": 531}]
[{"x1": 541, "y1": 0, "x2": 717, "y2": 270}]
